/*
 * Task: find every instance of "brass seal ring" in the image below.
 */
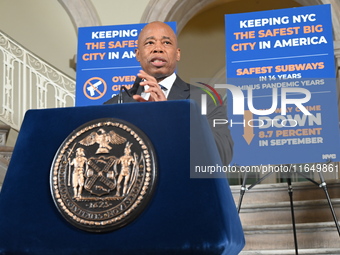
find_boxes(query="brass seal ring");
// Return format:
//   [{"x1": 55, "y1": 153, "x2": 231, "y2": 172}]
[{"x1": 50, "y1": 118, "x2": 157, "y2": 232}]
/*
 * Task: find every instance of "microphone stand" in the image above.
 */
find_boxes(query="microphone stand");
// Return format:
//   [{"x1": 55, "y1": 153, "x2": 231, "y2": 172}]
[{"x1": 118, "y1": 85, "x2": 133, "y2": 104}]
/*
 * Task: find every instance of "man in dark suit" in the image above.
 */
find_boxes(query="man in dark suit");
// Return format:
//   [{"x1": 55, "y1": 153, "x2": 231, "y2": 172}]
[{"x1": 105, "y1": 21, "x2": 233, "y2": 165}]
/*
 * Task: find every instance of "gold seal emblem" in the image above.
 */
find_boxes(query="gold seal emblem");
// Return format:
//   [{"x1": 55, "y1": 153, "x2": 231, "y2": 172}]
[{"x1": 50, "y1": 118, "x2": 157, "y2": 232}]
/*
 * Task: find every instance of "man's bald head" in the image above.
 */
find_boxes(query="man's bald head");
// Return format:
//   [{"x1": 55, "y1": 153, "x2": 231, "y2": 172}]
[{"x1": 135, "y1": 21, "x2": 180, "y2": 82}]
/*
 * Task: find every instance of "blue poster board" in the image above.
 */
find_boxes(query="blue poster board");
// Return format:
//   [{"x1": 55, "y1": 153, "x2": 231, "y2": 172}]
[
  {"x1": 225, "y1": 4, "x2": 340, "y2": 166},
  {"x1": 76, "y1": 22, "x2": 176, "y2": 106}
]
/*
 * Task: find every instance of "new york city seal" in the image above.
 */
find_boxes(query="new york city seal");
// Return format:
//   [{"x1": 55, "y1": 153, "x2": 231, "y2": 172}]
[{"x1": 50, "y1": 118, "x2": 157, "y2": 232}]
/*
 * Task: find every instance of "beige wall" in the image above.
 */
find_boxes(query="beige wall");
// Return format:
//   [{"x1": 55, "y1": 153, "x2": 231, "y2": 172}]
[
  {"x1": 0, "y1": 0, "x2": 149, "y2": 79},
  {"x1": 0, "y1": 0, "x2": 315, "y2": 85},
  {"x1": 93, "y1": 0, "x2": 149, "y2": 26},
  {"x1": 0, "y1": 0, "x2": 77, "y2": 78}
]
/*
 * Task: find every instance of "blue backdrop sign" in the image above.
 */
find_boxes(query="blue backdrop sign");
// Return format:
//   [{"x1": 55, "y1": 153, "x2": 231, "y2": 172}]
[
  {"x1": 224, "y1": 4, "x2": 340, "y2": 166},
  {"x1": 76, "y1": 22, "x2": 176, "y2": 106}
]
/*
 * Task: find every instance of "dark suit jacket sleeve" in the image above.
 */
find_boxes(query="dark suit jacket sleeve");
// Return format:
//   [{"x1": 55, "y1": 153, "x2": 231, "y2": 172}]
[
  {"x1": 206, "y1": 98, "x2": 234, "y2": 166},
  {"x1": 189, "y1": 86, "x2": 234, "y2": 166}
]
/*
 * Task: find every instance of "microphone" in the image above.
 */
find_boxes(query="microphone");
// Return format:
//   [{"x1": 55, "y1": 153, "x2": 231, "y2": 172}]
[
  {"x1": 117, "y1": 76, "x2": 142, "y2": 104},
  {"x1": 118, "y1": 86, "x2": 124, "y2": 104},
  {"x1": 118, "y1": 86, "x2": 132, "y2": 104},
  {"x1": 129, "y1": 76, "x2": 142, "y2": 95}
]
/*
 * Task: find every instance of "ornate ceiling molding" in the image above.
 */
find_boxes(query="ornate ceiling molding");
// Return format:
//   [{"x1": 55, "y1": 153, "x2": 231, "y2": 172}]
[
  {"x1": 295, "y1": 0, "x2": 340, "y2": 40},
  {"x1": 141, "y1": 0, "x2": 340, "y2": 40},
  {"x1": 294, "y1": 0, "x2": 323, "y2": 5},
  {"x1": 58, "y1": 0, "x2": 101, "y2": 33},
  {"x1": 140, "y1": 0, "x2": 217, "y2": 33}
]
